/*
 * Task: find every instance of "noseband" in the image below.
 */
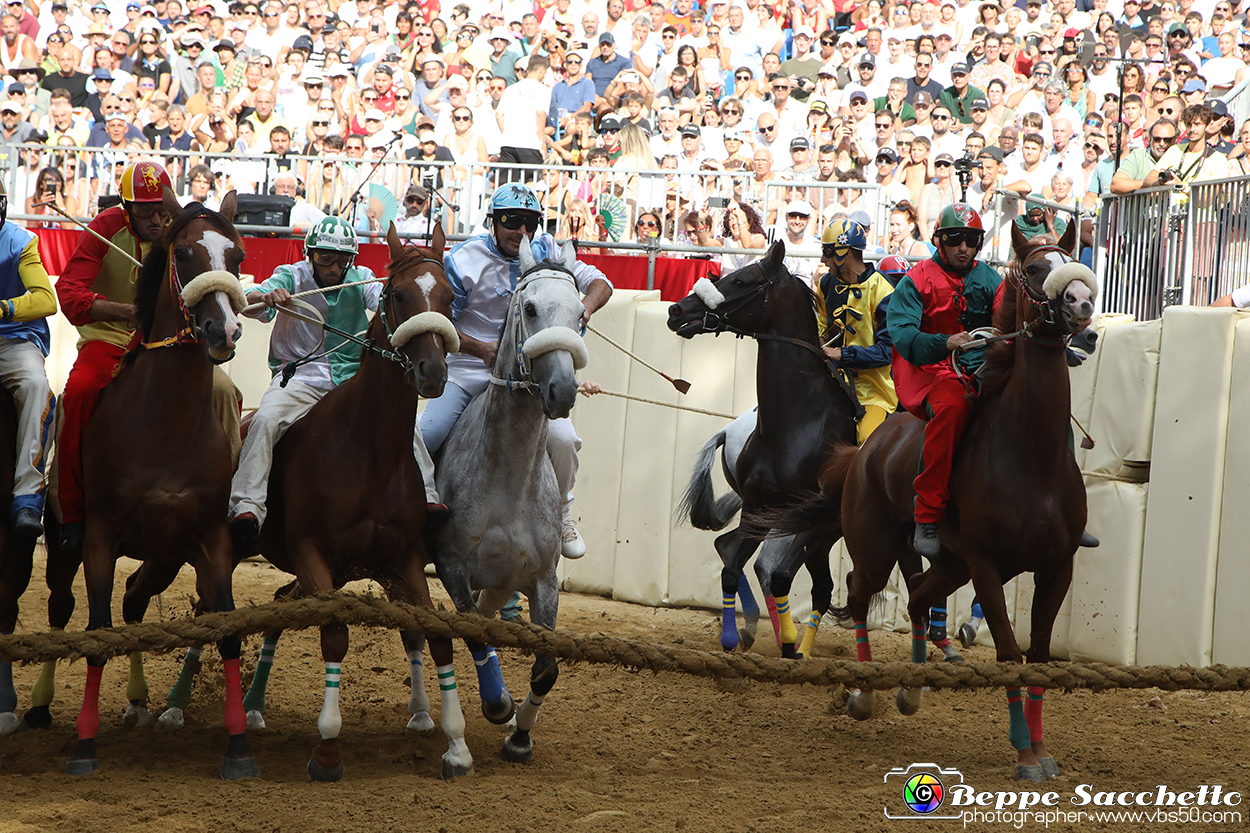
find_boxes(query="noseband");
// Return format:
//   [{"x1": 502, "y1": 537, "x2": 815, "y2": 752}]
[
  {"x1": 489, "y1": 269, "x2": 587, "y2": 393},
  {"x1": 1018, "y1": 244, "x2": 1076, "y2": 338}
]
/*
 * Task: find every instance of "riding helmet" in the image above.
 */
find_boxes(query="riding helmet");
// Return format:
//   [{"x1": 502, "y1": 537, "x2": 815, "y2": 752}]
[
  {"x1": 933, "y1": 203, "x2": 985, "y2": 234},
  {"x1": 304, "y1": 215, "x2": 359, "y2": 257},
  {"x1": 486, "y1": 183, "x2": 542, "y2": 217},
  {"x1": 821, "y1": 218, "x2": 867, "y2": 267},
  {"x1": 118, "y1": 160, "x2": 172, "y2": 204},
  {"x1": 877, "y1": 254, "x2": 911, "y2": 277}
]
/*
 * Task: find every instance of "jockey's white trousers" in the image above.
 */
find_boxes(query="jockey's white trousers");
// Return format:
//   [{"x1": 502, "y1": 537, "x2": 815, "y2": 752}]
[
  {"x1": 419, "y1": 378, "x2": 581, "y2": 509},
  {"x1": 0, "y1": 337, "x2": 55, "y2": 513},
  {"x1": 230, "y1": 377, "x2": 440, "y2": 525}
]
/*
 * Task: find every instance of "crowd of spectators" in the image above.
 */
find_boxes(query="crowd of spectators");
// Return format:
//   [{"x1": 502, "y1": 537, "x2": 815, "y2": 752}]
[{"x1": 0, "y1": 0, "x2": 1248, "y2": 272}]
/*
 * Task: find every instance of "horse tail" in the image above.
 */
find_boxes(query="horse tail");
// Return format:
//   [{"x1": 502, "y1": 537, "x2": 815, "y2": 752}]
[
  {"x1": 742, "y1": 442, "x2": 859, "y2": 541},
  {"x1": 818, "y1": 443, "x2": 861, "y2": 495},
  {"x1": 677, "y1": 429, "x2": 743, "y2": 531}
]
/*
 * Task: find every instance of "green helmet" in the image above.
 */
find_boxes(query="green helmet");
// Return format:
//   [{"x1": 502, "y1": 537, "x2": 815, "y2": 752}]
[
  {"x1": 304, "y1": 216, "x2": 359, "y2": 257},
  {"x1": 933, "y1": 203, "x2": 985, "y2": 234}
]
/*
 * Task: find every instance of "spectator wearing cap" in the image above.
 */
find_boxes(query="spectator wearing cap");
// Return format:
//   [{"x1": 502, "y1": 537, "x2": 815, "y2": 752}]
[
  {"x1": 919, "y1": 151, "x2": 958, "y2": 236},
  {"x1": 394, "y1": 182, "x2": 431, "y2": 236},
  {"x1": 213, "y1": 38, "x2": 247, "y2": 92},
  {"x1": 0, "y1": 97, "x2": 34, "y2": 157},
  {"x1": 777, "y1": 199, "x2": 820, "y2": 286},
  {"x1": 907, "y1": 49, "x2": 944, "y2": 102},
  {"x1": 841, "y1": 51, "x2": 887, "y2": 103},
  {"x1": 83, "y1": 68, "x2": 114, "y2": 123},
  {"x1": 587, "y1": 31, "x2": 631, "y2": 100},
  {"x1": 938, "y1": 60, "x2": 984, "y2": 126},
  {"x1": 1180, "y1": 76, "x2": 1206, "y2": 107},
  {"x1": 785, "y1": 135, "x2": 815, "y2": 177},
  {"x1": 967, "y1": 145, "x2": 1017, "y2": 244},
  {"x1": 496, "y1": 52, "x2": 551, "y2": 182},
  {"x1": 171, "y1": 31, "x2": 206, "y2": 104},
  {"x1": 867, "y1": 145, "x2": 910, "y2": 212},
  {"x1": 675, "y1": 122, "x2": 708, "y2": 169},
  {"x1": 547, "y1": 45, "x2": 594, "y2": 135},
  {"x1": 486, "y1": 26, "x2": 521, "y2": 85},
  {"x1": 8, "y1": 59, "x2": 45, "y2": 118},
  {"x1": 5, "y1": 0, "x2": 33, "y2": 40},
  {"x1": 880, "y1": 32, "x2": 914, "y2": 79},
  {"x1": 765, "y1": 72, "x2": 806, "y2": 134},
  {"x1": 413, "y1": 54, "x2": 448, "y2": 117}
]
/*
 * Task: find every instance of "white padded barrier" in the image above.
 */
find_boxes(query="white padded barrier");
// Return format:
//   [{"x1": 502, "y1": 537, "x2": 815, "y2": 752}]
[
  {"x1": 1071, "y1": 313, "x2": 1134, "y2": 471},
  {"x1": 1211, "y1": 317, "x2": 1250, "y2": 666},
  {"x1": 1083, "y1": 318, "x2": 1161, "y2": 480},
  {"x1": 563, "y1": 290, "x2": 659, "y2": 595},
  {"x1": 1136, "y1": 307, "x2": 1242, "y2": 667},
  {"x1": 1069, "y1": 479, "x2": 1148, "y2": 666}
]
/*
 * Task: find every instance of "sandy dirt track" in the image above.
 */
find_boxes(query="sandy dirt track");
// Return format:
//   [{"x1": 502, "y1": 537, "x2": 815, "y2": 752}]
[{"x1": 1, "y1": 554, "x2": 1247, "y2": 833}]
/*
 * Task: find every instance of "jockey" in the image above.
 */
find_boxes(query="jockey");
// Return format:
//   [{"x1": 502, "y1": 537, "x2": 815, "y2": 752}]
[
  {"x1": 887, "y1": 203, "x2": 1003, "y2": 558},
  {"x1": 813, "y1": 219, "x2": 898, "y2": 444},
  {"x1": 0, "y1": 180, "x2": 57, "y2": 538},
  {"x1": 228, "y1": 217, "x2": 443, "y2": 540},
  {"x1": 54, "y1": 160, "x2": 243, "y2": 550},
  {"x1": 420, "y1": 183, "x2": 613, "y2": 558}
]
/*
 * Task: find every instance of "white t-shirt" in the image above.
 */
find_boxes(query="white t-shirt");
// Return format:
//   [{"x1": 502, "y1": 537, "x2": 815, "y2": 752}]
[{"x1": 496, "y1": 77, "x2": 551, "y2": 151}]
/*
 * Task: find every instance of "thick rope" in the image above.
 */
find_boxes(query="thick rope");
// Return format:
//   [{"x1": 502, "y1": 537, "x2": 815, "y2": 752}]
[
  {"x1": 2, "y1": 593, "x2": 1247, "y2": 692},
  {"x1": 590, "y1": 388, "x2": 736, "y2": 420}
]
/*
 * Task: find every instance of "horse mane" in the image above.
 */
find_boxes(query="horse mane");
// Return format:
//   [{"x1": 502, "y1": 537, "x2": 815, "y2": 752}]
[
  {"x1": 123, "y1": 202, "x2": 244, "y2": 367},
  {"x1": 976, "y1": 260, "x2": 1022, "y2": 398}
]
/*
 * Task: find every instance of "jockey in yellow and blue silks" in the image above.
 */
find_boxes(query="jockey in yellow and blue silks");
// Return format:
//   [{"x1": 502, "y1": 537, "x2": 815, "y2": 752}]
[{"x1": 813, "y1": 218, "x2": 898, "y2": 445}]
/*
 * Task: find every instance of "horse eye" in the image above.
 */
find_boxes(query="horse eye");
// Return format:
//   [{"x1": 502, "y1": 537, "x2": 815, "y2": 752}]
[{"x1": 524, "y1": 301, "x2": 537, "y2": 317}]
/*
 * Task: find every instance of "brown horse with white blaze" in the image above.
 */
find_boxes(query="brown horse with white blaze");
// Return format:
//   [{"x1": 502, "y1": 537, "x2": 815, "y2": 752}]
[{"x1": 63, "y1": 189, "x2": 256, "y2": 779}]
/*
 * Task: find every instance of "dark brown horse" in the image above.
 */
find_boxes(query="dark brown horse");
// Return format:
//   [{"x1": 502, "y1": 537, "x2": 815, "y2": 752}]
[
  {"x1": 809, "y1": 223, "x2": 1095, "y2": 781},
  {"x1": 666, "y1": 241, "x2": 860, "y2": 657},
  {"x1": 51, "y1": 189, "x2": 255, "y2": 778},
  {"x1": 0, "y1": 389, "x2": 36, "y2": 737},
  {"x1": 216, "y1": 224, "x2": 460, "y2": 780}
]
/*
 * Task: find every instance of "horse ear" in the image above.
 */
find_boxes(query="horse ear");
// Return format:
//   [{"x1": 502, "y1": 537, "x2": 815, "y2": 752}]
[
  {"x1": 561, "y1": 238, "x2": 577, "y2": 271},
  {"x1": 764, "y1": 238, "x2": 786, "y2": 271},
  {"x1": 431, "y1": 220, "x2": 445, "y2": 256},
  {"x1": 1010, "y1": 220, "x2": 1030, "y2": 259},
  {"x1": 162, "y1": 185, "x2": 182, "y2": 222},
  {"x1": 1057, "y1": 217, "x2": 1078, "y2": 256},
  {"x1": 386, "y1": 221, "x2": 403, "y2": 263},
  {"x1": 218, "y1": 190, "x2": 238, "y2": 223},
  {"x1": 518, "y1": 233, "x2": 536, "y2": 272}
]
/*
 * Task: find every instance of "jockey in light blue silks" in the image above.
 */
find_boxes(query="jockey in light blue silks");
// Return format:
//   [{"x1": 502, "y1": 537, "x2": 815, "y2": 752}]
[{"x1": 419, "y1": 183, "x2": 613, "y2": 558}]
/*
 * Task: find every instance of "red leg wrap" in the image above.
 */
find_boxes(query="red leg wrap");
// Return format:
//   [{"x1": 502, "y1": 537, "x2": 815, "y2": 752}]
[
  {"x1": 223, "y1": 658, "x2": 247, "y2": 736},
  {"x1": 1025, "y1": 685, "x2": 1044, "y2": 743},
  {"x1": 855, "y1": 620, "x2": 872, "y2": 662},
  {"x1": 76, "y1": 665, "x2": 104, "y2": 741}
]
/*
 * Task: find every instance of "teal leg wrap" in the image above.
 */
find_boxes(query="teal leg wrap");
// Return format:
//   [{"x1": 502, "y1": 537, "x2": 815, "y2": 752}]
[
  {"x1": 243, "y1": 636, "x2": 279, "y2": 714},
  {"x1": 166, "y1": 647, "x2": 202, "y2": 711},
  {"x1": 1007, "y1": 687, "x2": 1031, "y2": 751},
  {"x1": 911, "y1": 623, "x2": 927, "y2": 663}
]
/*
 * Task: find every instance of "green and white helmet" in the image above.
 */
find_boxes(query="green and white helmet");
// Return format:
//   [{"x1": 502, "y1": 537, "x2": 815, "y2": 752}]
[{"x1": 304, "y1": 216, "x2": 359, "y2": 257}]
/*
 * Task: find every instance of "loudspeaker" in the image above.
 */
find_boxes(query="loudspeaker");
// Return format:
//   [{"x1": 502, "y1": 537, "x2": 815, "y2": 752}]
[
  {"x1": 99, "y1": 194, "x2": 122, "y2": 210},
  {"x1": 235, "y1": 194, "x2": 296, "y2": 227}
]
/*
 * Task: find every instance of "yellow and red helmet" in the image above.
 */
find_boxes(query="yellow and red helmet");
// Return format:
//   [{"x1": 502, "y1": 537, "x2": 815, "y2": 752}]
[{"x1": 118, "y1": 160, "x2": 172, "y2": 204}]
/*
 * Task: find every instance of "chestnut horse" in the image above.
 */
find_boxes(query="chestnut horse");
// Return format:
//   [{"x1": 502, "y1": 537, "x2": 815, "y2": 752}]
[
  {"x1": 0, "y1": 389, "x2": 36, "y2": 737},
  {"x1": 812, "y1": 223, "x2": 1096, "y2": 781},
  {"x1": 227, "y1": 225, "x2": 461, "y2": 780},
  {"x1": 53, "y1": 190, "x2": 255, "y2": 778}
]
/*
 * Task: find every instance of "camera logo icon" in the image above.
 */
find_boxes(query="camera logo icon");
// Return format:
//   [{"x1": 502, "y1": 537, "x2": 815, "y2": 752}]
[{"x1": 883, "y1": 763, "x2": 965, "y2": 820}]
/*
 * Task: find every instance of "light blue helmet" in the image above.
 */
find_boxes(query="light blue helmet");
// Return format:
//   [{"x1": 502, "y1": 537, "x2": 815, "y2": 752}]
[{"x1": 487, "y1": 183, "x2": 542, "y2": 217}]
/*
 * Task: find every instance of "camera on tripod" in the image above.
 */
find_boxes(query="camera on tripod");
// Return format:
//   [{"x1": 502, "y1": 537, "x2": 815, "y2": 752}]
[{"x1": 953, "y1": 153, "x2": 982, "y2": 181}]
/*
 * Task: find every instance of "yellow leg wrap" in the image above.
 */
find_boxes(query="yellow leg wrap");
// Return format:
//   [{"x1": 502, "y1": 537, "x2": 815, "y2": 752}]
[
  {"x1": 30, "y1": 660, "x2": 57, "y2": 708},
  {"x1": 127, "y1": 652, "x2": 149, "y2": 703},
  {"x1": 797, "y1": 611, "x2": 821, "y2": 657},
  {"x1": 775, "y1": 595, "x2": 798, "y2": 645}
]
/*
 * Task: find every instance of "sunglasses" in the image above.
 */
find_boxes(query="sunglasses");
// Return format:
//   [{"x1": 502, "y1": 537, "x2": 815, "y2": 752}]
[
  {"x1": 939, "y1": 230, "x2": 982, "y2": 247},
  {"x1": 405, "y1": 195, "x2": 426, "y2": 204},
  {"x1": 786, "y1": 212, "x2": 809, "y2": 219},
  {"x1": 1153, "y1": 85, "x2": 1170, "y2": 93},
  {"x1": 935, "y1": 160, "x2": 953, "y2": 168},
  {"x1": 735, "y1": 74, "x2": 751, "y2": 81},
  {"x1": 453, "y1": 114, "x2": 472, "y2": 121},
  {"x1": 1152, "y1": 134, "x2": 1177, "y2": 144},
  {"x1": 820, "y1": 39, "x2": 834, "y2": 45},
  {"x1": 311, "y1": 251, "x2": 352, "y2": 266},
  {"x1": 1084, "y1": 141, "x2": 1102, "y2": 149},
  {"x1": 637, "y1": 218, "x2": 657, "y2": 227},
  {"x1": 760, "y1": 125, "x2": 775, "y2": 132},
  {"x1": 876, "y1": 122, "x2": 892, "y2": 129},
  {"x1": 932, "y1": 114, "x2": 950, "y2": 120},
  {"x1": 897, "y1": 140, "x2": 913, "y2": 146},
  {"x1": 312, "y1": 119, "x2": 329, "y2": 125},
  {"x1": 457, "y1": 32, "x2": 473, "y2": 39},
  {"x1": 497, "y1": 212, "x2": 540, "y2": 232},
  {"x1": 1039, "y1": 48, "x2": 1056, "y2": 55}
]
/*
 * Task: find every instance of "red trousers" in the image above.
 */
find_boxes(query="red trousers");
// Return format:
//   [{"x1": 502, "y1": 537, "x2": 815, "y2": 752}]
[
  {"x1": 914, "y1": 377, "x2": 974, "y2": 524},
  {"x1": 56, "y1": 340, "x2": 124, "y2": 525}
]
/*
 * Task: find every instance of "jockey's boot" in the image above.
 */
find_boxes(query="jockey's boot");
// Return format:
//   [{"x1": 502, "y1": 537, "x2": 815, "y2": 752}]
[
  {"x1": 230, "y1": 512, "x2": 260, "y2": 546},
  {"x1": 912, "y1": 522, "x2": 941, "y2": 558},
  {"x1": 426, "y1": 503, "x2": 450, "y2": 530},
  {"x1": 560, "y1": 508, "x2": 586, "y2": 559},
  {"x1": 1080, "y1": 530, "x2": 1100, "y2": 548},
  {"x1": 60, "y1": 521, "x2": 85, "y2": 551},
  {"x1": 11, "y1": 508, "x2": 43, "y2": 539}
]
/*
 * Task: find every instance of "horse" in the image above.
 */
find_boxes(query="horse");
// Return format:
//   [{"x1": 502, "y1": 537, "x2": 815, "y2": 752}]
[
  {"x1": 796, "y1": 222, "x2": 1095, "y2": 781},
  {"x1": 666, "y1": 241, "x2": 861, "y2": 658},
  {"x1": 0, "y1": 389, "x2": 37, "y2": 738},
  {"x1": 44, "y1": 189, "x2": 255, "y2": 778},
  {"x1": 426, "y1": 235, "x2": 587, "y2": 765},
  {"x1": 162, "y1": 224, "x2": 464, "y2": 780}
]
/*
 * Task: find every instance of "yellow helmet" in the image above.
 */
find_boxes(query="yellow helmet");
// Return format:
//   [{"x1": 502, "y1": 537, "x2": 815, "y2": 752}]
[{"x1": 821, "y1": 219, "x2": 867, "y2": 266}]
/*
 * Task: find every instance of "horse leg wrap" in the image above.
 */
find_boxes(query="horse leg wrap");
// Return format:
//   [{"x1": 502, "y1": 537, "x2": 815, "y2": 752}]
[
  {"x1": 797, "y1": 611, "x2": 821, "y2": 658},
  {"x1": 1006, "y1": 687, "x2": 1031, "y2": 751},
  {"x1": 911, "y1": 623, "x2": 928, "y2": 664},
  {"x1": 407, "y1": 647, "x2": 431, "y2": 717},
  {"x1": 1025, "y1": 686, "x2": 1044, "y2": 742},
  {"x1": 854, "y1": 621, "x2": 872, "y2": 662},
  {"x1": 0, "y1": 637, "x2": 15, "y2": 714},
  {"x1": 317, "y1": 662, "x2": 342, "y2": 741},
  {"x1": 516, "y1": 690, "x2": 546, "y2": 733},
  {"x1": 436, "y1": 663, "x2": 472, "y2": 779},
  {"x1": 76, "y1": 664, "x2": 104, "y2": 741},
  {"x1": 242, "y1": 637, "x2": 278, "y2": 715},
  {"x1": 127, "y1": 653, "x2": 149, "y2": 704},
  {"x1": 774, "y1": 595, "x2": 798, "y2": 646},
  {"x1": 30, "y1": 627, "x2": 64, "y2": 709},
  {"x1": 736, "y1": 574, "x2": 759, "y2": 618},
  {"x1": 166, "y1": 646, "x2": 202, "y2": 710},
  {"x1": 927, "y1": 604, "x2": 951, "y2": 649},
  {"x1": 470, "y1": 648, "x2": 507, "y2": 705},
  {"x1": 222, "y1": 658, "x2": 247, "y2": 737},
  {"x1": 720, "y1": 594, "x2": 739, "y2": 651},
  {"x1": 764, "y1": 597, "x2": 781, "y2": 649}
]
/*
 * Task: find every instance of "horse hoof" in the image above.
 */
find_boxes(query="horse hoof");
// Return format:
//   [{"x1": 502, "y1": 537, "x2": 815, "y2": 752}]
[
  {"x1": 157, "y1": 707, "x2": 185, "y2": 730},
  {"x1": 896, "y1": 687, "x2": 923, "y2": 716},
  {"x1": 307, "y1": 755, "x2": 344, "y2": 782},
  {"x1": 222, "y1": 755, "x2": 261, "y2": 781},
  {"x1": 246, "y1": 710, "x2": 266, "y2": 731},
  {"x1": 66, "y1": 757, "x2": 99, "y2": 776},
  {"x1": 440, "y1": 759, "x2": 474, "y2": 780},
  {"x1": 0, "y1": 712, "x2": 21, "y2": 737},
  {"x1": 1016, "y1": 764, "x2": 1047, "y2": 783},
  {"x1": 481, "y1": 692, "x2": 516, "y2": 726},
  {"x1": 780, "y1": 643, "x2": 798, "y2": 659},
  {"x1": 847, "y1": 689, "x2": 876, "y2": 721},
  {"x1": 122, "y1": 704, "x2": 155, "y2": 731},
  {"x1": 720, "y1": 634, "x2": 739, "y2": 652},
  {"x1": 22, "y1": 705, "x2": 51, "y2": 730},
  {"x1": 957, "y1": 623, "x2": 978, "y2": 650},
  {"x1": 406, "y1": 711, "x2": 435, "y2": 733},
  {"x1": 1038, "y1": 757, "x2": 1061, "y2": 779},
  {"x1": 500, "y1": 736, "x2": 534, "y2": 764},
  {"x1": 941, "y1": 645, "x2": 966, "y2": 663}
]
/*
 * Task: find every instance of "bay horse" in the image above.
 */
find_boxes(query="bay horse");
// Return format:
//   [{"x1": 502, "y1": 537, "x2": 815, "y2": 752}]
[
  {"x1": 52, "y1": 189, "x2": 255, "y2": 778},
  {"x1": 0, "y1": 389, "x2": 37, "y2": 738},
  {"x1": 666, "y1": 241, "x2": 860, "y2": 658},
  {"x1": 176, "y1": 224, "x2": 463, "y2": 781},
  {"x1": 427, "y1": 235, "x2": 587, "y2": 766},
  {"x1": 810, "y1": 223, "x2": 1095, "y2": 781}
]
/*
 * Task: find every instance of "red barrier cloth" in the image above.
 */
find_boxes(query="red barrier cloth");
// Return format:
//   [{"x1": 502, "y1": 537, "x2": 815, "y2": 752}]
[{"x1": 33, "y1": 229, "x2": 719, "y2": 301}]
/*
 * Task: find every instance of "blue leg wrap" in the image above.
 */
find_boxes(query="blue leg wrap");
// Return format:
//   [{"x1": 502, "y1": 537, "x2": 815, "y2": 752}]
[
  {"x1": 720, "y1": 594, "x2": 739, "y2": 650},
  {"x1": 737, "y1": 573, "x2": 759, "y2": 617},
  {"x1": 470, "y1": 647, "x2": 507, "y2": 705},
  {"x1": 971, "y1": 601, "x2": 984, "y2": 619}
]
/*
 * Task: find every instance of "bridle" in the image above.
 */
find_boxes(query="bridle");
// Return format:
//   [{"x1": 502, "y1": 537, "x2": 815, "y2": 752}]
[
  {"x1": 1017, "y1": 243, "x2": 1076, "y2": 341},
  {"x1": 141, "y1": 252, "x2": 205, "y2": 350},
  {"x1": 489, "y1": 268, "x2": 580, "y2": 393}
]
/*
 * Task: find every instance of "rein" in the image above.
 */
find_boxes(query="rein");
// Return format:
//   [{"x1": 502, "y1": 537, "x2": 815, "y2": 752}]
[
  {"x1": 489, "y1": 270, "x2": 580, "y2": 394},
  {"x1": 141, "y1": 256, "x2": 200, "y2": 351}
]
